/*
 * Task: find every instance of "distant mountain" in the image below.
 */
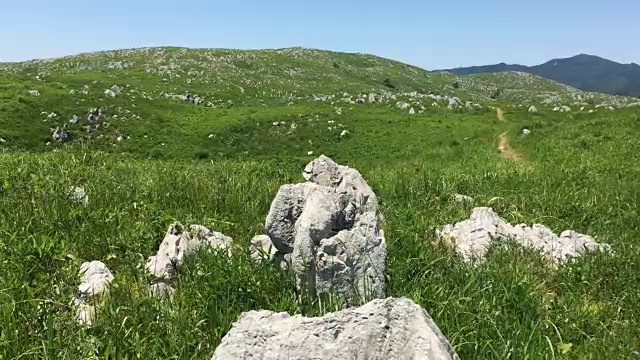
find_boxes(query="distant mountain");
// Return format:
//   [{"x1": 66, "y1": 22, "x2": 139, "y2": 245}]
[{"x1": 438, "y1": 54, "x2": 640, "y2": 97}]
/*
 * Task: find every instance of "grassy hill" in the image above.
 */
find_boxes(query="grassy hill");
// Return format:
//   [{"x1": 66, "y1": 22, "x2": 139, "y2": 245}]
[
  {"x1": 1, "y1": 47, "x2": 640, "y2": 359},
  {"x1": 1, "y1": 47, "x2": 636, "y2": 157},
  {"x1": 439, "y1": 53, "x2": 640, "y2": 97}
]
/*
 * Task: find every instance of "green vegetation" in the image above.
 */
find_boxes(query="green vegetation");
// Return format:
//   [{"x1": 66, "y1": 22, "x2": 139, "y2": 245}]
[{"x1": 1, "y1": 47, "x2": 640, "y2": 359}]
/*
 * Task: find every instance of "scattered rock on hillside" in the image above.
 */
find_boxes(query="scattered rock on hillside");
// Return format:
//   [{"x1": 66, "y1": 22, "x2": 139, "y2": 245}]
[
  {"x1": 409, "y1": 107, "x2": 416, "y2": 115},
  {"x1": 528, "y1": 105, "x2": 537, "y2": 113},
  {"x1": 448, "y1": 97, "x2": 461, "y2": 109},
  {"x1": 28, "y1": 89, "x2": 40, "y2": 96},
  {"x1": 71, "y1": 261, "x2": 114, "y2": 327},
  {"x1": 435, "y1": 207, "x2": 611, "y2": 264},
  {"x1": 261, "y1": 155, "x2": 386, "y2": 303},
  {"x1": 452, "y1": 194, "x2": 474, "y2": 204},
  {"x1": 211, "y1": 297, "x2": 459, "y2": 360},
  {"x1": 146, "y1": 223, "x2": 234, "y2": 297},
  {"x1": 522, "y1": 128, "x2": 531, "y2": 135},
  {"x1": 67, "y1": 186, "x2": 89, "y2": 206},
  {"x1": 51, "y1": 126, "x2": 71, "y2": 142}
]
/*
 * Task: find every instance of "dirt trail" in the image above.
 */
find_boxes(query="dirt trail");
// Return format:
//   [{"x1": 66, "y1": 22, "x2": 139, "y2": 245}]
[
  {"x1": 498, "y1": 132, "x2": 520, "y2": 161},
  {"x1": 495, "y1": 108, "x2": 522, "y2": 161}
]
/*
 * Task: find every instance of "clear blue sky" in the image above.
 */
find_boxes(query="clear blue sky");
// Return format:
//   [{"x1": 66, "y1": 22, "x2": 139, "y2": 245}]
[{"x1": 1, "y1": 0, "x2": 638, "y2": 69}]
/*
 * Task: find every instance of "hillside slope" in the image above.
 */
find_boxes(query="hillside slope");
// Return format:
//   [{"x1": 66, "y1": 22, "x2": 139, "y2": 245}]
[
  {"x1": 439, "y1": 54, "x2": 640, "y2": 97},
  {"x1": 0, "y1": 47, "x2": 636, "y2": 155}
]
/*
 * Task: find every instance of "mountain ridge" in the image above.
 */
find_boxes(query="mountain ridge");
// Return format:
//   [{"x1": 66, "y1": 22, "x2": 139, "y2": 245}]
[{"x1": 437, "y1": 54, "x2": 640, "y2": 97}]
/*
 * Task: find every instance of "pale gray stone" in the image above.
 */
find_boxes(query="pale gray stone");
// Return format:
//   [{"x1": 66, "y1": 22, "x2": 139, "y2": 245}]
[
  {"x1": 211, "y1": 297, "x2": 459, "y2": 360},
  {"x1": 71, "y1": 261, "x2": 114, "y2": 326},
  {"x1": 436, "y1": 207, "x2": 611, "y2": 264},
  {"x1": 145, "y1": 223, "x2": 233, "y2": 296}
]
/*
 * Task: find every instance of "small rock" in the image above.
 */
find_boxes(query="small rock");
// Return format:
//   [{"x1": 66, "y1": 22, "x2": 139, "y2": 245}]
[
  {"x1": 408, "y1": 107, "x2": 416, "y2": 115},
  {"x1": 28, "y1": 90, "x2": 40, "y2": 96},
  {"x1": 452, "y1": 194, "x2": 474, "y2": 204},
  {"x1": 145, "y1": 223, "x2": 233, "y2": 297},
  {"x1": 340, "y1": 130, "x2": 349, "y2": 138},
  {"x1": 522, "y1": 128, "x2": 531, "y2": 135},
  {"x1": 71, "y1": 261, "x2": 114, "y2": 327},
  {"x1": 67, "y1": 186, "x2": 89, "y2": 206},
  {"x1": 528, "y1": 105, "x2": 537, "y2": 113}
]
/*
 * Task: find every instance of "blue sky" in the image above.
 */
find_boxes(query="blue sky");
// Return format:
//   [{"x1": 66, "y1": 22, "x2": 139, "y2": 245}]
[{"x1": 1, "y1": 0, "x2": 638, "y2": 69}]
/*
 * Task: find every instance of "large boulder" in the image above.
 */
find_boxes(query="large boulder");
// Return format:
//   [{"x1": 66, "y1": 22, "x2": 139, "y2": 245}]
[
  {"x1": 261, "y1": 155, "x2": 386, "y2": 302},
  {"x1": 146, "y1": 223, "x2": 233, "y2": 297},
  {"x1": 71, "y1": 261, "x2": 114, "y2": 327},
  {"x1": 435, "y1": 207, "x2": 611, "y2": 264},
  {"x1": 211, "y1": 297, "x2": 459, "y2": 360}
]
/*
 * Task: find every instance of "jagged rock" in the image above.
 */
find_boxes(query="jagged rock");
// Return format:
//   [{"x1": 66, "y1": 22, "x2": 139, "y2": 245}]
[
  {"x1": 528, "y1": 105, "x2": 537, "y2": 113},
  {"x1": 145, "y1": 223, "x2": 233, "y2": 297},
  {"x1": 396, "y1": 101, "x2": 410, "y2": 110},
  {"x1": 51, "y1": 127, "x2": 70, "y2": 143},
  {"x1": 250, "y1": 234, "x2": 291, "y2": 269},
  {"x1": 465, "y1": 101, "x2": 481, "y2": 110},
  {"x1": 211, "y1": 297, "x2": 459, "y2": 360},
  {"x1": 71, "y1": 261, "x2": 114, "y2": 327},
  {"x1": 250, "y1": 234, "x2": 278, "y2": 263},
  {"x1": 263, "y1": 156, "x2": 386, "y2": 302},
  {"x1": 447, "y1": 97, "x2": 461, "y2": 109},
  {"x1": 67, "y1": 186, "x2": 88, "y2": 206},
  {"x1": 435, "y1": 207, "x2": 611, "y2": 264}
]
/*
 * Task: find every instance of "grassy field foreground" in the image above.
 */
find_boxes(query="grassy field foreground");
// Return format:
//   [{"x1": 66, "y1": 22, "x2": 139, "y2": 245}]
[{"x1": 1, "y1": 105, "x2": 640, "y2": 359}]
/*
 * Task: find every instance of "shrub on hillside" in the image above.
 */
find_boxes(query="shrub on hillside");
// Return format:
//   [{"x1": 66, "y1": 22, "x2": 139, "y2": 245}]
[
  {"x1": 148, "y1": 148, "x2": 164, "y2": 160},
  {"x1": 383, "y1": 78, "x2": 395, "y2": 89},
  {"x1": 195, "y1": 150, "x2": 210, "y2": 160}
]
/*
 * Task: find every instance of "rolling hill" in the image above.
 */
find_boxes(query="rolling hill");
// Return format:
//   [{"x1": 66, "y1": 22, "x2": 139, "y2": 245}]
[
  {"x1": 2, "y1": 46, "x2": 640, "y2": 359},
  {"x1": 438, "y1": 54, "x2": 640, "y2": 97},
  {"x1": 0, "y1": 47, "x2": 636, "y2": 154}
]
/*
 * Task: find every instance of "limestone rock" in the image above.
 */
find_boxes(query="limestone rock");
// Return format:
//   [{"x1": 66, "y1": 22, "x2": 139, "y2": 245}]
[
  {"x1": 71, "y1": 261, "x2": 114, "y2": 327},
  {"x1": 67, "y1": 186, "x2": 89, "y2": 206},
  {"x1": 211, "y1": 297, "x2": 459, "y2": 360},
  {"x1": 435, "y1": 207, "x2": 611, "y2": 264},
  {"x1": 145, "y1": 223, "x2": 233, "y2": 296},
  {"x1": 452, "y1": 194, "x2": 474, "y2": 204},
  {"x1": 528, "y1": 105, "x2": 537, "y2": 113},
  {"x1": 263, "y1": 155, "x2": 386, "y2": 302}
]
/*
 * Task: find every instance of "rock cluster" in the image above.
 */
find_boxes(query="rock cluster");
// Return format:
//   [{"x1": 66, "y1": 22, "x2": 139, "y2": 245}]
[{"x1": 436, "y1": 207, "x2": 611, "y2": 263}]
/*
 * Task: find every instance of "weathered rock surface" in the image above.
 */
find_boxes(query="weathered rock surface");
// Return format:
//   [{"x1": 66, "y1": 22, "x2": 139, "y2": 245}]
[
  {"x1": 146, "y1": 223, "x2": 233, "y2": 296},
  {"x1": 452, "y1": 194, "x2": 474, "y2": 204},
  {"x1": 71, "y1": 261, "x2": 114, "y2": 327},
  {"x1": 261, "y1": 155, "x2": 386, "y2": 302},
  {"x1": 435, "y1": 207, "x2": 611, "y2": 263},
  {"x1": 67, "y1": 186, "x2": 89, "y2": 206},
  {"x1": 211, "y1": 297, "x2": 459, "y2": 360},
  {"x1": 250, "y1": 234, "x2": 290, "y2": 269}
]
